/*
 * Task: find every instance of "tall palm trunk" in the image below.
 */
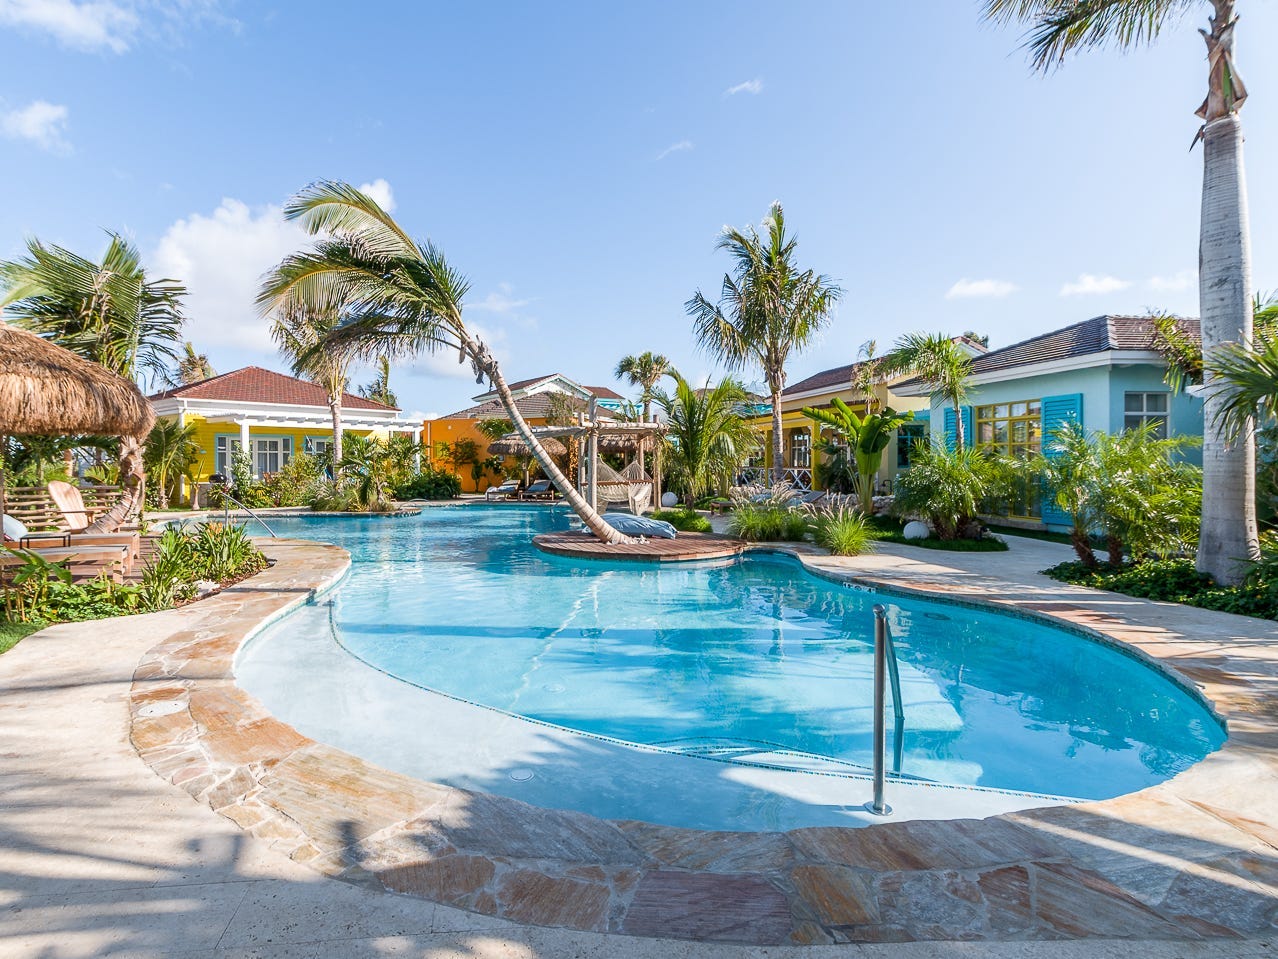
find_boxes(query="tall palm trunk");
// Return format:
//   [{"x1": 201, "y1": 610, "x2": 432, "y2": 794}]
[
  {"x1": 460, "y1": 331, "x2": 630, "y2": 544},
  {"x1": 951, "y1": 392, "x2": 965, "y2": 451},
  {"x1": 328, "y1": 393, "x2": 344, "y2": 464},
  {"x1": 1196, "y1": 0, "x2": 1258, "y2": 585},
  {"x1": 1197, "y1": 112, "x2": 1258, "y2": 583},
  {"x1": 771, "y1": 389, "x2": 785, "y2": 485}
]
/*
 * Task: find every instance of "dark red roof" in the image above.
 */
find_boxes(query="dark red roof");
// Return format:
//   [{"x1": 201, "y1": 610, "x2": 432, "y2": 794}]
[{"x1": 149, "y1": 366, "x2": 398, "y2": 411}]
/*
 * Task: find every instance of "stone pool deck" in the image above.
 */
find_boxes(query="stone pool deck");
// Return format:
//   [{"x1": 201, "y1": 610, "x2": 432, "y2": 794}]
[{"x1": 2, "y1": 535, "x2": 1277, "y2": 956}]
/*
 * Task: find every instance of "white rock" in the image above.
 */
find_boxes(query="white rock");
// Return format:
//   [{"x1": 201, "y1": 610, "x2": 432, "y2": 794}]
[
  {"x1": 660, "y1": 492, "x2": 679, "y2": 508},
  {"x1": 902, "y1": 520, "x2": 930, "y2": 540}
]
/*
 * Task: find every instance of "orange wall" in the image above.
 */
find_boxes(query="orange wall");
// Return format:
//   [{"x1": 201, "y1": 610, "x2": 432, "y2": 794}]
[{"x1": 424, "y1": 416, "x2": 556, "y2": 493}]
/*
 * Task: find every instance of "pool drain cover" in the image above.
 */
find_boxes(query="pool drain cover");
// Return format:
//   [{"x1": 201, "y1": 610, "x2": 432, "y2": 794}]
[
  {"x1": 509, "y1": 768, "x2": 535, "y2": 782},
  {"x1": 137, "y1": 699, "x2": 186, "y2": 718}
]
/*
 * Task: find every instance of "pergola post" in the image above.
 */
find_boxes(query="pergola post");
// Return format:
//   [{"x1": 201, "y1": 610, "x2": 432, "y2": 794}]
[{"x1": 412, "y1": 427, "x2": 422, "y2": 473}]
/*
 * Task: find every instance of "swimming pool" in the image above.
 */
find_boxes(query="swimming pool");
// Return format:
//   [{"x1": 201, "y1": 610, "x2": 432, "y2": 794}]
[{"x1": 235, "y1": 505, "x2": 1225, "y2": 831}]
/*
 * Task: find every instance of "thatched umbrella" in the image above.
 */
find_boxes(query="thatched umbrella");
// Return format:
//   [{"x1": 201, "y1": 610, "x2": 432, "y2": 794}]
[
  {"x1": 487, "y1": 435, "x2": 566, "y2": 458},
  {"x1": 0, "y1": 322, "x2": 156, "y2": 526}
]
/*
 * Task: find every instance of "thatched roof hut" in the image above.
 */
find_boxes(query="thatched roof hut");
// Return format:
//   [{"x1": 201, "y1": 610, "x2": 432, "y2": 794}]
[
  {"x1": 0, "y1": 323, "x2": 155, "y2": 439},
  {"x1": 0, "y1": 322, "x2": 155, "y2": 528}
]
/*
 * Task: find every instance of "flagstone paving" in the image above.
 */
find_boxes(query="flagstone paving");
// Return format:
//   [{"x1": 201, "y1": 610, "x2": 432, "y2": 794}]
[{"x1": 3, "y1": 531, "x2": 1278, "y2": 956}]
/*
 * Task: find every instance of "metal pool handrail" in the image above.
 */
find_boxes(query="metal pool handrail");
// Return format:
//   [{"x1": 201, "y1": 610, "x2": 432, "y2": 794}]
[
  {"x1": 866, "y1": 603, "x2": 903, "y2": 816},
  {"x1": 216, "y1": 493, "x2": 280, "y2": 538}
]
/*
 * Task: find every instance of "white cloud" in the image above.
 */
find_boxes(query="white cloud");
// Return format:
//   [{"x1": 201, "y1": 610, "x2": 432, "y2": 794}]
[
  {"x1": 357, "y1": 178, "x2": 395, "y2": 212},
  {"x1": 0, "y1": 0, "x2": 139, "y2": 52},
  {"x1": 945, "y1": 278, "x2": 1017, "y2": 300},
  {"x1": 152, "y1": 198, "x2": 310, "y2": 352},
  {"x1": 1, "y1": 100, "x2": 69, "y2": 152},
  {"x1": 724, "y1": 78, "x2": 763, "y2": 96},
  {"x1": 1148, "y1": 269, "x2": 1196, "y2": 294},
  {"x1": 403, "y1": 320, "x2": 509, "y2": 382},
  {"x1": 468, "y1": 282, "x2": 529, "y2": 315},
  {"x1": 656, "y1": 140, "x2": 693, "y2": 161},
  {"x1": 1059, "y1": 273, "x2": 1131, "y2": 296}
]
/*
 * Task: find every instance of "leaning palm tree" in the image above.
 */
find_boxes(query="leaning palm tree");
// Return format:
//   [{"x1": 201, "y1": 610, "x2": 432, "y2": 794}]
[
  {"x1": 983, "y1": 0, "x2": 1256, "y2": 583},
  {"x1": 883, "y1": 333, "x2": 973, "y2": 449},
  {"x1": 686, "y1": 202, "x2": 841, "y2": 486},
  {"x1": 257, "y1": 181, "x2": 630, "y2": 544},
  {"x1": 0, "y1": 233, "x2": 185, "y2": 386},
  {"x1": 271, "y1": 304, "x2": 352, "y2": 463}
]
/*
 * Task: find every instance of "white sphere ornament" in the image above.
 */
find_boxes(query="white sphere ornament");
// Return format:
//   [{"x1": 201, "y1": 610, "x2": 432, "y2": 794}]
[
  {"x1": 902, "y1": 521, "x2": 930, "y2": 540},
  {"x1": 660, "y1": 492, "x2": 679, "y2": 508}
]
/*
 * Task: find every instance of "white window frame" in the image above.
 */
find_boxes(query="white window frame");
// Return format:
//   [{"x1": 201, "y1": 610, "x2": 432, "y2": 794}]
[{"x1": 1123, "y1": 392, "x2": 1170, "y2": 438}]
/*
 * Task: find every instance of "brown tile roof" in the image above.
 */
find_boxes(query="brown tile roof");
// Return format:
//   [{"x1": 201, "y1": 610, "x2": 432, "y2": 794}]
[
  {"x1": 965, "y1": 315, "x2": 1199, "y2": 377},
  {"x1": 444, "y1": 394, "x2": 589, "y2": 420},
  {"x1": 782, "y1": 360, "x2": 871, "y2": 397},
  {"x1": 149, "y1": 366, "x2": 398, "y2": 411},
  {"x1": 585, "y1": 386, "x2": 624, "y2": 401}
]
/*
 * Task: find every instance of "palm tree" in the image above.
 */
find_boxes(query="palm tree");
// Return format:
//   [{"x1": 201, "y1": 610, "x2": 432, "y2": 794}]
[
  {"x1": 982, "y1": 0, "x2": 1256, "y2": 583},
  {"x1": 614, "y1": 352, "x2": 673, "y2": 422},
  {"x1": 883, "y1": 333, "x2": 973, "y2": 449},
  {"x1": 850, "y1": 340, "x2": 884, "y2": 413},
  {"x1": 801, "y1": 398, "x2": 915, "y2": 516},
  {"x1": 358, "y1": 355, "x2": 399, "y2": 407},
  {"x1": 271, "y1": 305, "x2": 352, "y2": 464},
  {"x1": 686, "y1": 202, "x2": 841, "y2": 486},
  {"x1": 144, "y1": 418, "x2": 199, "y2": 508},
  {"x1": 0, "y1": 233, "x2": 185, "y2": 386},
  {"x1": 175, "y1": 341, "x2": 216, "y2": 385},
  {"x1": 656, "y1": 375, "x2": 759, "y2": 506},
  {"x1": 257, "y1": 181, "x2": 630, "y2": 544}
]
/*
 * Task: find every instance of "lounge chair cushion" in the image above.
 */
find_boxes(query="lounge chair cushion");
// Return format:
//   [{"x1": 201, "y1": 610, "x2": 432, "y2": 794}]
[
  {"x1": 2, "y1": 514, "x2": 29, "y2": 542},
  {"x1": 599, "y1": 513, "x2": 677, "y2": 539}
]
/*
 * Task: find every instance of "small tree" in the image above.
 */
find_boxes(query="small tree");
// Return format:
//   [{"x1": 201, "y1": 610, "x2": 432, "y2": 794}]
[
  {"x1": 892, "y1": 442, "x2": 1010, "y2": 540},
  {"x1": 657, "y1": 375, "x2": 758, "y2": 506},
  {"x1": 143, "y1": 418, "x2": 199, "y2": 508},
  {"x1": 802, "y1": 398, "x2": 914, "y2": 516},
  {"x1": 883, "y1": 333, "x2": 973, "y2": 449}
]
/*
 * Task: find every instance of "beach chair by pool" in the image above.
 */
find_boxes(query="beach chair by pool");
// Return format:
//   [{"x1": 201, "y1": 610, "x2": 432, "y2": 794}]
[
  {"x1": 520, "y1": 480, "x2": 557, "y2": 501},
  {"x1": 40, "y1": 482, "x2": 143, "y2": 565},
  {"x1": 2, "y1": 512, "x2": 139, "y2": 576},
  {"x1": 485, "y1": 479, "x2": 520, "y2": 501}
]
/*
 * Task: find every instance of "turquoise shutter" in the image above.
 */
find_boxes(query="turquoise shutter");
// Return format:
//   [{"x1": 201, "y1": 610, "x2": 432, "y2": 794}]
[
  {"x1": 1040, "y1": 393, "x2": 1083, "y2": 526},
  {"x1": 942, "y1": 406, "x2": 974, "y2": 451}
]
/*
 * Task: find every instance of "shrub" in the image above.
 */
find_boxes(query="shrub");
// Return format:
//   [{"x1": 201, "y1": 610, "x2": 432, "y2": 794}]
[
  {"x1": 189, "y1": 522, "x2": 266, "y2": 583},
  {"x1": 892, "y1": 442, "x2": 1011, "y2": 540},
  {"x1": 812, "y1": 505, "x2": 876, "y2": 556},
  {"x1": 395, "y1": 467, "x2": 462, "y2": 500},
  {"x1": 263, "y1": 452, "x2": 325, "y2": 507},
  {"x1": 729, "y1": 504, "x2": 810, "y2": 542},
  {"x1": 649, "y1": 508, "x2": 712, "y2": 533},
  {"x1": 1043, "y1": 557, "x2": 1278, "y2": 620}
]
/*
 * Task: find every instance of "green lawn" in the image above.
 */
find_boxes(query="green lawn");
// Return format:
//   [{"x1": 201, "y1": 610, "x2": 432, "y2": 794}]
[{"x1": 0, "y1": 620, "x2": 44, "y2": 655}]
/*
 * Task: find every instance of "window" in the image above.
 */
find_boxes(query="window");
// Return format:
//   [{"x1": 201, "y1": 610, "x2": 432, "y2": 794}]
[
  {"x1": 214, "y1": 436, "x2": 242, "y2": 475},
  {"x1": 788, "y1": 428, "x2": 811, "y2": 469},
  {"x1": 896, "y1": 423, "x2": 927, "y2": 469},
  {"x1": 303, "y1": 437, "x2": 331, "y2": 457},
  {"x1": 1124, "y1": 392, "x2": 1169, "y2": 437},
  {"x1": 215, "y1": 435, "x2": 293, "y2": 478},
  {"x1": 975, "y1": 399, "x2": 1043, "y2": 519}
]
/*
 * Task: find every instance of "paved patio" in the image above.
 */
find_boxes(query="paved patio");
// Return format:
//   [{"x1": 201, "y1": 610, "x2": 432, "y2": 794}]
[{"x1": 2, "y1": 532, "x2": 1277, "y2": 956}]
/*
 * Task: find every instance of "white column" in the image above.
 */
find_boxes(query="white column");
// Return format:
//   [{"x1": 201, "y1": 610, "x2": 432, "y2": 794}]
[
  {"x1": 412, "y1": 427, "x2": 422, "y2": 473},
  {"x1": 239, "y1": 421, "x2": 251, "y2": 477},
  {"x1": 177, "y1": 409, "x2": 187, "y2": 502}
]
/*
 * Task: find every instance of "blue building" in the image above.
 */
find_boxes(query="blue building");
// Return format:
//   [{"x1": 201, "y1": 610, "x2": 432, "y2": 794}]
[{"x1": 895, "y1": 315, "x2": 1202, "y2": 530}]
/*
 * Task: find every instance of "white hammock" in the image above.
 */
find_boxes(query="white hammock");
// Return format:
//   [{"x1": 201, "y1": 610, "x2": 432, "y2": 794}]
[{"x1": 594, "y1": 459, "x2": 652, "y2": 514}]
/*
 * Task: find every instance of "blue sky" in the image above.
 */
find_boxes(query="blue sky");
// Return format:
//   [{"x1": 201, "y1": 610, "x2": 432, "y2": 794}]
[{"x1": 3, "y1": 0, "x2": 1278, "y2": 419}]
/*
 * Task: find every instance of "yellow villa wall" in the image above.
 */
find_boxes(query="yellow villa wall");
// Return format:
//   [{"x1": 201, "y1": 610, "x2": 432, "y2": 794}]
[
  {"x1": 744, "y1": 384, "x2": 929, "y2": 490},
  {"x1": 167, "y1": 413, "x2": 398, "y2": 486}
]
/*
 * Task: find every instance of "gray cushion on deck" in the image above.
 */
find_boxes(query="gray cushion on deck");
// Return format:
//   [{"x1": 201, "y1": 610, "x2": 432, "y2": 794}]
[{"x1": 579, "y1": 513, "x2": 677, "y2": 539}]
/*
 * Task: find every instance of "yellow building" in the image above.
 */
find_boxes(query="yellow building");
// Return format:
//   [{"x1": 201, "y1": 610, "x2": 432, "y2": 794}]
[
  {"x1": 149, "y1": 366, "x2": 423, "y2": 503},
  {"x1": 428, "y1": 374, "x2": 625, "y2": 493},
  {"x1": 742, "y1": 363, "x2": 932, "y2": 492}
]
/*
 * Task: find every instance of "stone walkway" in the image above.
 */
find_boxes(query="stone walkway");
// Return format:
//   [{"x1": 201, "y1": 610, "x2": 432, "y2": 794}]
[{"x1": 2, "y1": 535, "x2": 1277, "y2": 956}]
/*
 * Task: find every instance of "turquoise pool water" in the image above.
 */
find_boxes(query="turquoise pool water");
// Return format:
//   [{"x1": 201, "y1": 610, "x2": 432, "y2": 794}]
[{"x1": 237, "y1": 506, "x2": 1224, "y2": 828}]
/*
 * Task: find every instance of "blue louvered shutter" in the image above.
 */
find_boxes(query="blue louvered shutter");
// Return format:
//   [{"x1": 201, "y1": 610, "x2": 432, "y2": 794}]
[
  {"x1": 1040, "y1": 393, "x2": 1084, "y2": 526},
  {"x1": 942, "y1": 406, "x2": 974, "y2": 451}
]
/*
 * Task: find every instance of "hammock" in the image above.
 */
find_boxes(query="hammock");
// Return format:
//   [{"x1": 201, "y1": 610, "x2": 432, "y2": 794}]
[{"x1": 594, "y1": 459, "x2": 652, "y2": 514}]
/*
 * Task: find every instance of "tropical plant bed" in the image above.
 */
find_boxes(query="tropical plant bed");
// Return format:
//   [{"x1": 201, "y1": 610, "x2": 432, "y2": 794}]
[
  {"x1": 648, "y1": 508, "x2": 713, "y2": 533},
  {"x1": 1042, "y1": 559, "x2": 1278, "y2": 621},
  {"x1": 866, "y1": 516, "x2": 1008, "y2": 552}
]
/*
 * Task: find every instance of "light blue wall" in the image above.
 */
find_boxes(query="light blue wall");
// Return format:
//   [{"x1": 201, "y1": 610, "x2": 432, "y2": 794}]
[{"x1": 1106, "y1": 365, "x2": 1203, "y2": 464}]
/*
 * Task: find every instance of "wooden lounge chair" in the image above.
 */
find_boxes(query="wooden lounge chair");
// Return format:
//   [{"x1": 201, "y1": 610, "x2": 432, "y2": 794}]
[
  {"x1": 485, "y1": 479, "x2": 520, "y2": 501},
  {"x1": 520, "y1": 480, "x2": 557, "y2": 501},
  {"x1": 44, "y1": 481, "x2": 141, "y2": 565}
]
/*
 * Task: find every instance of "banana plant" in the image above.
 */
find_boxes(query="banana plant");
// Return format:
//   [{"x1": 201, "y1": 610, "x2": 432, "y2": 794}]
[{"x1": 801, "y1": 398, "x2": 914, "y2": 516}]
